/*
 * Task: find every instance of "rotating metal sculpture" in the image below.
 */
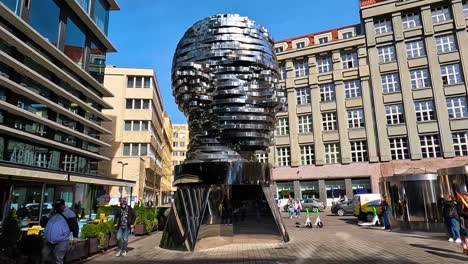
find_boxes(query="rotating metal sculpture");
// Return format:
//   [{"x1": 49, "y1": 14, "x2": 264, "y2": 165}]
[{"x1": 160, "y1": 14, "x2": 288, "y2": 251}]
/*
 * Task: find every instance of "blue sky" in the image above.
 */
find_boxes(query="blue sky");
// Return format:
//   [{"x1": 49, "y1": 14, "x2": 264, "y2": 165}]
[{"x1": 107, "y1": 0, "x2": 360, "y2": 124}]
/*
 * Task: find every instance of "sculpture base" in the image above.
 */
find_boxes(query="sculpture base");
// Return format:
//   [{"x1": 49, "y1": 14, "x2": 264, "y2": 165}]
[{"x1": 160, "y1": 162, "x2": 289, "y2": 251}]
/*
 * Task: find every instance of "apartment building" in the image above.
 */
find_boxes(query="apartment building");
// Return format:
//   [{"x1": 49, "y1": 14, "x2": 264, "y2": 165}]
[
  {"x1": 101, "y1": 67, "x2": 173, "y2": 206},
  {"x1": 172, "y1": 123, "x2": 189, "y2": 167},
  {"x1": 267, "y1": 0, "x2": 468, "y2": 206}
]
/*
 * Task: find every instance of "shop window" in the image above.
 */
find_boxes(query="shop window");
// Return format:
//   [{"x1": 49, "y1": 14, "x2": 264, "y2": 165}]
[
  {"x1": 11, "y1": 183, "x2": 44, "y2": 227},
  {"x1": 301, "y1": 181, "x2": 319, "y2": 199},
  {"x1": 352, "y1": 179, "x2": 371, "y2": 195},
  {"x1": 277, "y1": 182, "x2": 294, "y2": 199}
]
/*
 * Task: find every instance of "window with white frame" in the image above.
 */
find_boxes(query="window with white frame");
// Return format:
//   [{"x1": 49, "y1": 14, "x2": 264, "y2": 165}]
[
  {"x1": 348, "y1": 108, "x2": 365, "y2": 128},
  {"x1": 296, "y1": 87, "x2": 311, "y2": 105},
  {"x1": 127, "y1": 76, "x2": 153, "y2": 88},
  {"x1": 381, "y1": 73, "x2": 400, "y2": 93},
  {"x1": 324, "y1": 143, "x2": 340, "y2": 164},
  {"x1": 410, "y1": 68, "x2": 431, "y2": 89},
  {"x1": 341, "y1": 51, "x2": 357, "y2": 69},
  {"x1": 123, "y1": 143, "x2": 149, "y2": 156},
  {"x1": 173, "y1": 141, "x2": 178, "y2": 147},
  {"x1": 300, "y1": 145, "x2": 314, "y2": 165},
  {"x1": 464, "y1": 1, "x2": 468, "y2": 17},
  {"x1": 414, "y1": 100, "x2": 435, "y2": 122},
  {"x1": 351, "y1": 141, "x2": 368, "y2": 162},
  {"x1": 126, "y1": 99, "x2": 151, "y2": 110},
  {"x1": 275, "y1": 46, "x2": 284, "y2": 53},
  {"x1": 453, "y1": 132, "x2": 468, "y2": 156},
  {"x1": 275, "y1": 117, "x2": 289, "y2": 136},
  {"x1": 435, "y1": 35, "x2": 457, "y2": 54},
  {"x1": 124, "y1": 120, "x2": 150, "y2": 131},
  {"x1": 390, "y1": 137, "x2": 409, "y2": 160},
  {"x1": 318, "y1": 37, "x2": 329, "y2": 44},
  {"x1": 279, "y1": 63, "x2": 287, "y2": 80},
  {"x1": 322, "y1": 112, "x2": 337, "y2": 131},
  {"x1": 385, "y1": 104, "x2": 405, "y2": 125},
  {"x1": 296, "y1": 42, "x2": 305, "y2": 49},
  {"x1": 276, "y1": 147, "x2": 290, "y2": 166},
  {"x1": 256, "y1": 153, "x2": 268, "y2": 163},
  {"x1": 319, "y1": 83, "x2": 335, "y2": 102},
  {"x1": 374, "y1": 18, "x2": 392, "y2": 34},
  {"x1": 180, "y1": 142, "x2": 186, "y2": 147},
  {"x1": 406, "y1": 40, "x2": 426, "y2": 59},
  {"x1": 378, "y1": 45, "x2": 396, "y2": 64},
  {"x1": 342, "y1": 32, "x2": 353, "y2": 39},
  {"x1": 172, "y1": 151, "x2": 178, "y2": 157},
  {"x1": 317, "y1": 56, "x2": 333, "y2": 73},
  {"x1": 446, "y1": 97, "x2": 468, "y2": 119},
  {"x1": 420, "y1": 135, "x2": 441, "y2": 158},
  {"x1": 344, "y1": 79, "x2": 361, "y2": 98},
  {"x1": 431, "y1": 6, "x2": 451, "y2": 23},
  {"x1": 298, "y1": 115, "x2": 312, "y2": 134},
  {"x1": 63, "y1": 154, "x2": 78, "y2": 172},
  {"x1": 441, "y1": 64, "x2": 463, "y2": 85},
  {"x1": 294, "y1": 60, "x2": 308, "y2": 77},
  {"x1": 402, "y1": 12, "x2": 421, "y2": 29}
]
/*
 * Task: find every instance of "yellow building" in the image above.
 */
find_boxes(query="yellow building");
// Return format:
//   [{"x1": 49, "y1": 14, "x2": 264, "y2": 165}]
[
  {"x1": 161, "y1": 113, "x2": 174, "y2": 204},
  {"x1": 172, "y1": 124, "x2": 189, "y2": 167},
  {"x1": 100, "y1": 66, "x2": 173, "y2": 206}
]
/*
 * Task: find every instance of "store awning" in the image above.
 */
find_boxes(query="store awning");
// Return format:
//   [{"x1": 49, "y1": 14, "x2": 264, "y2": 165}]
[{"x1": 70, "y1": 174, "x2": 134, "y2": 187}]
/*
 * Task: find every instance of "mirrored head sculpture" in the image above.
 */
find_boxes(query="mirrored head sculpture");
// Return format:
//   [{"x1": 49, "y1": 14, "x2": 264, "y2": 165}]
[{"x1": 161, "y1": 14, "x2": 288, "y2": 252}]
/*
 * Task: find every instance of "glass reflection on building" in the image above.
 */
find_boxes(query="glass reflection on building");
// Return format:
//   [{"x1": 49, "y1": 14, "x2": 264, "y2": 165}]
[
  {"x1": 277, "y1": 182, "x2": 294, "y2": 198},
  {"x1": 64, "y1": 15, "x2": 86, "y2": 68},
  {"x1": 28, "y1": 0, "x2": 61, "y2": 45},
  {"x1": 325, "y1": 180, "x2": 346, "y2": 206},
  {"x1": 301, "y1": 181, "x2": 319, "y2": 199},
  {"x1": 92, "y1": 0, "x2": 109, "y2": 34},
  {"x1": 1, "y1": 0, "x2": 22, "y2": 15}
]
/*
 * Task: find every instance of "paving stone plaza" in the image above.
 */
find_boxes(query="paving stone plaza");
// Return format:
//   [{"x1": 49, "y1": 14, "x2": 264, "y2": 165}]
[{"x1": 88, "y1": 212, "x2": 468, "y2": 264}]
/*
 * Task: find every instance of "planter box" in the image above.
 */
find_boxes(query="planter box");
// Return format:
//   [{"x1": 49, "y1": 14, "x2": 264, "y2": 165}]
[
  {"x1": 108, "y1": 232, "x2": 117, "y2": 247},
  {"x1": 87, "y1": 237, "x2": 100, "y2": 255},
  {"x1": 65, "y1": 240, "x2": 88, "y2": 263},
  {"x1": 134, "y1": 224, "x2": 147, "y2": 236}
]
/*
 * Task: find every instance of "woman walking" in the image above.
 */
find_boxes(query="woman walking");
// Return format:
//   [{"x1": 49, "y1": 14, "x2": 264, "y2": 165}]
[{"x1": 295, "y1": 198, "x2": 302, "y2": 218}]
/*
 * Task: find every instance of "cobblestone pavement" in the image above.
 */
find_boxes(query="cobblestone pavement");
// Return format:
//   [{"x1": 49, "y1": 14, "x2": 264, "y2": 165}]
[{"x1": 88, "y1": 212, "x2": 468, "y2": 264}]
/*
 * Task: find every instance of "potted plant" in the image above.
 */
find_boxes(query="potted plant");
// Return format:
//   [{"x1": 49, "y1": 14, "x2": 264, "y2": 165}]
[
  {"x1": 133, "y1": 208, "x2": 147, "y2": 236},
  {"x1": 0, "y1": 209, "x2": 21, "y2": 258},
  {"x1": 106, "y1": 221, "x2": 118, "y2": 247},
  {"x1": 64, "y1": 238, "x2": 88, "y2": 262},
  {"x1": 18, "y1": 234, "x2": 45, "y2": 264},
  {"x1": 80, "y1": 224, "x2": 99, "y2": 255}
]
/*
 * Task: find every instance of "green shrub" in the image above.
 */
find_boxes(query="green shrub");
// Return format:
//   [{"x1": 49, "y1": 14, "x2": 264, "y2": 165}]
[
  {"x1": 80, "y1": 224, "x2": 99, "y2": 239},
  {"x1": 0, "y1": 209, "x2": 21, "y2": 256},
  {"x1": 18, "y1": 234, "x2": 44, "y2": 257},
  {"x1": 96, "y1": 205, "x2": 119, "y2": 216}
]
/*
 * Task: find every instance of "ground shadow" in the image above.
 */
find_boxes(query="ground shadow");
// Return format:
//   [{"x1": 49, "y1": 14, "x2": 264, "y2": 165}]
[
  {"x1": 409, "y1": 243, "x2": 458, "y2": 254},
  {"x1": 425, "y1": 250, "x2": 468, "y2": 261}
]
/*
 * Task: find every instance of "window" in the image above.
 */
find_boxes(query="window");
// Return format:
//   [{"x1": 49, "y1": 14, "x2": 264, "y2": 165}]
[
  {"x1": 390, "y1": 138, "x2": 409, "y2": 160},
  {"x1": 441, "y1": 64, "x2": 463, "y2": 85},
  {"x1": 127, "y1": 76, "x2": 153, "y2": 88},
  {"x1": 179, "y1": 152, "x2": 185, "y2": 156},
  {"x1": 464, "y1": 1, "x2": 468, "y2": 17},
  {"x1": 294, "y1": 60, "x2": 308, "y2": 77},
  {"x1": 256, "y1": 153, "x2": 268, "y2": 163},
  {"x1": 317, "y1": 56, "x2": 332, "y2": 73},
  {"x1": 276, "y1": 147, "x2": 290, "y2": 167},
  {"x1": 402, "y1": 12, "x2": 421, "y2": 29},
  {"x1": 300, "y1": 145, "x2": 314, "y2": 165},
  {"x1": 172, "y1": 151, "x2": 178, "y2": 157},
  {"x1": 2, "y1": 0, "x2": 22, "y2": 15},
  {"x1": 173, "y1": 132, "x2": 178, "y2": 138},
  {"x1": 275, "y1": 117, "x2": 289, "y2": 136},
  {"x1": 322, "y1": 112, "x2": 337, "y2": 131},
  {"x1": 415, "y1": 100, "x2": 435, "y2": 122},
  {"x1": 29, "y1": 0, "x2": 61, "y2": 45},
  {"x1": 173, "y1": 142, "x2": 178, "y2": 147},
  {"x1": 126, "y1": 99, "x2": 151, "y2": 109},
  {"x1": 342, "y1": 32, "x2": 353, "y2": 39},
  {"x1": 180, "y1": 142, "x2": 186, "y2": 148},
  {"x1": 348, "y1": 109, "x2": 365, "y2": 128},
  {"x1": 318, "y1": 37, "x2": 329, "y2": 44},
  {"x1": 341, "y1": 51, "x2": 357, "y2": 69},
  {"x1": 446, "y1": 97, "x2": 468, "y2": 119},
  {"x1": 406, "y1": 40, "x2": 426, "y2": 59},
  {"x1": 93, "y1": 0, "x2": 109, "y2": 34},
  {"x1": 351, "y1": 141, "x2": 368, "y2": 162},
  {"x1": 63, "y1": 155, "x2": 78, "y2": 172},
  {"x1": 381, "y1": 73, "x2": 400, "y2": 93},
  {"x1": 275, "y1": 47, "x2": 284, "y2": 53},
  {"x1": 64, "y1": 15, "x2": 86, "y2": 68},
  {"x1": 453, "y1": 132, "x2": 468, "y2": 156},
  {"x1": 436, "y1": 35, "x2": 457, "y2": 54},
  {"x1": 279, "y1": 63, "x2": 287, "y2": 80},
  {"x1": 124, "y1": 120, "x2": 150, "y2": 131},
  {"x1": 319, "y1": 83, "x2": 335, "y2": 102},
  {"x1": 410, "y1": 68, "x2": 431, "y2": 89},
  {"x1": 420, "y1": 135, "x2": 441, "y2": 158},
  {"x1": 298, "y1": 115, "x2": 312, "y2": 134},
  {"x1": 324, "y1": 143, "x2": 340, "y2": 164},
  {"x1": 123, "y1": 143, "x2": 149, "y2": 156},
  {"x1": 296, "y1": 87, "x2": 311, "y2": 105},
  {"x1": 296, "y1": 42, "x2": 305, "y2": 49},
  {"x1": 385, "y1": 104, "x2": 405, "y2": 125},
  {"x1": 344, "y1": 80, "x2": 361, "y2": 98},
  {"x1": 431, "y1": 6, "x2": 451, "y2": 23},
  {"x1": 374, "y1": 18, "x2": 392, "y2": 34},
  {"x1": 378, "y1": 45, "x2": 396, "y2": 64}
]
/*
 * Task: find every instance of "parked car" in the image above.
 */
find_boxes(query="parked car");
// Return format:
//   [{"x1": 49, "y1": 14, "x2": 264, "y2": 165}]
[
  {"x1": 300, "y1": 198, "x2": 326, "y2": 212},
  {"x1": 331, "y1": 199, "x2": 354, "y2": 216}
]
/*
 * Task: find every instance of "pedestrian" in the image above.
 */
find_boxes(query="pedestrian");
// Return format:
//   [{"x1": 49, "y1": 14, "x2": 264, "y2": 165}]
[
  {"x1": 295, "y1": 198, "x2": 302, "y2": 218},
  {"x1": 440, "y1": 195, "x2": 462, "y2": 243},
  {"x1": 114, "y1": 200, "x2": 135, "y2": 257},
  {"x1": 287, "y1": 196, "x2": 294, "y2": 219},
  {"x1": 380, "y1": 195, "x2": 391, "y2": 231},
  {"x1": 456, "y1": 192, "x2": 468, "y2": 255},
  {"x1": 40, "y1": 199, "x2": 78, "y2": 264},
  {"x1": 274, "y1": 195, "x2": 280, "y2": 211}
]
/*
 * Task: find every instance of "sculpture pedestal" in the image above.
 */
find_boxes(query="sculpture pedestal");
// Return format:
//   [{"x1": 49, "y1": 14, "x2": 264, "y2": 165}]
[{"x1": 160, "y1": 162, "x2": 289, "y2": 251}]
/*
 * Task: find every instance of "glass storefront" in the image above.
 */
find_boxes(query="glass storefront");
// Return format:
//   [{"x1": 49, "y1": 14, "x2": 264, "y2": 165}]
[
  {"x1": 352, "y1": 178, "x2": 371, "y2": 195},
  {"x1": 276, "y1": 182, "x2": 294, "y2": 199},
  {"x1": 325, "y1": 180, "x2": 346, "y2": 206},
  {"x1": 29, "y1": 0, "x2": 61, "y2": 45},
  {"x1": 301, "y1": 181, "x2": 319, "y2": 199}
]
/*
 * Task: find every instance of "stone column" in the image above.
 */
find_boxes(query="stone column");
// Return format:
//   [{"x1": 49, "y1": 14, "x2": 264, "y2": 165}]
[
  {"x1": 345, "y1": 178, "x2": 354, "y2": 199},
  {"x1": 318, "y1": 179, "x2": 327, "y2": 205}
]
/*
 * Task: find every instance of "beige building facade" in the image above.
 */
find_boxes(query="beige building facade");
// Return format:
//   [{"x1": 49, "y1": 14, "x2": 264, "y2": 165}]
[
  {"x1": 172, "y1": 124, "x2": 189, "y2": 167},
  {"x1": 101, "y1": 66, "x2": 173, "y2": 206},
  {"x1": 267, "y1": 0, "x2": 468, "y2": 206}
]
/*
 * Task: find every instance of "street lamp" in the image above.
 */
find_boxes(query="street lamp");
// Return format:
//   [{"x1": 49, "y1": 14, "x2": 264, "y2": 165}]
[{"x1": 117, "y1": 161, "x2": 128, "y2": 202}]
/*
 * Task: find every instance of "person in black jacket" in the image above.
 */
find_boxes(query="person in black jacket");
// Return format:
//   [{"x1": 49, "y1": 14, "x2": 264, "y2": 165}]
[
  {"x1": 113, "y1": 200, "x2": 135, "y2": 257},
  {"x1": 457, "y1": 193, "x2": 468, "y2": 255},
  {"x1": 440, "y1": 195, "x2": 462, "y2": 243}
]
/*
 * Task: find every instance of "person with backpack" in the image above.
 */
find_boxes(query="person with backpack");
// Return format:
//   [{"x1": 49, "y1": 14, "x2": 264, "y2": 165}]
[
  {"x1": 440, "y1": 195, "x2": 462, "y2": 243},
  {"x1": 40, "y1": 199, "x2": 78, "y2": 264}
]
